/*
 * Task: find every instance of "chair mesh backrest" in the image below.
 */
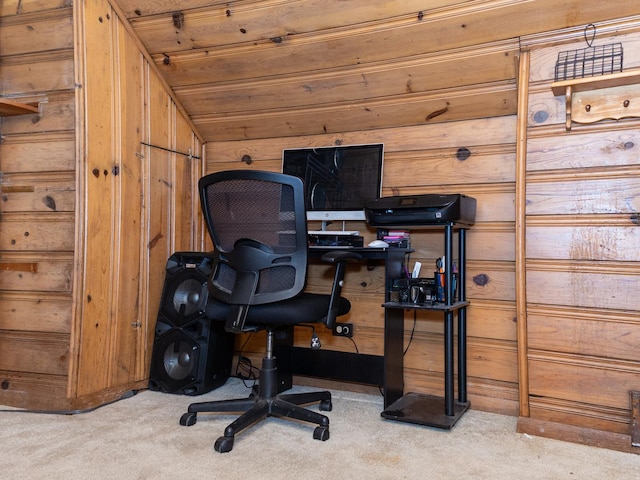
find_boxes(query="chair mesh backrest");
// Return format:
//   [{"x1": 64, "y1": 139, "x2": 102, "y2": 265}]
[{"x1": 199, "y1": 170, "x2": 308, "y2": 306}]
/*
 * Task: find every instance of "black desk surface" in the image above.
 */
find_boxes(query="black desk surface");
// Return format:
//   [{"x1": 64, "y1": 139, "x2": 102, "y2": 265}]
[{"x1": 308, "y1": 245, "x2": 410, "y2": 259}]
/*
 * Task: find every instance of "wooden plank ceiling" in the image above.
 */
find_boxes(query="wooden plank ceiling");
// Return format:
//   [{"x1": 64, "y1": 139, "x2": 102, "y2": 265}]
[{"x1": 111, "y1": 0, "x2": 640, "y2": 141}]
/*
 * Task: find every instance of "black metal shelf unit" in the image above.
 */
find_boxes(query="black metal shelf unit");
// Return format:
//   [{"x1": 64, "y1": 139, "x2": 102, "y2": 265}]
[{"x1": 381, "y1": 223, "x2": 470, "y2": 429}]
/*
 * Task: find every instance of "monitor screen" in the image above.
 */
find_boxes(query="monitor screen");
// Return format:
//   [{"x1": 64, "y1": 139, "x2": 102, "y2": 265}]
[{"x1": 282, "y1": 143, "x2": 384, "y2": 222}]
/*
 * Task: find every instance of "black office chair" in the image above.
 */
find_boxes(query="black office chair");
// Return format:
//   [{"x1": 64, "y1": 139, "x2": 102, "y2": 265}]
[{"x1": 179, "y1": 169, "x2": 359, "y2": 453}]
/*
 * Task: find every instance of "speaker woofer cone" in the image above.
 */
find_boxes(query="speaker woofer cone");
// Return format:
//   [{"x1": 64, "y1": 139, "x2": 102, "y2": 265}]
[
  {"x1": 164, "y1": 340, "x2": 196, "y2": 380},
  {"x1": 172, "y1": 278, "x2": 207, "y2": 317},
  {"x1": 161, "y1": 270, "x2": 209, "y2": 326}
]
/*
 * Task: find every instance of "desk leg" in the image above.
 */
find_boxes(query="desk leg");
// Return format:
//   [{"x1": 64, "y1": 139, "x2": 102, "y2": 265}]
[
  {"x1": 444, "y1": 310, "x2": 455, "y2": 416},
  {"x1": 457, "y1": 228, "x2": 468, "y2": 404},
  {"x1": 383, "y1": 249, "x2": 409, "y2": 409},
  {"x1": 384, "y1": 307, "x2": 404, "y2": 408},
  {"x1": 458, "y1": 306, "x2": 468, "y2": 403}
]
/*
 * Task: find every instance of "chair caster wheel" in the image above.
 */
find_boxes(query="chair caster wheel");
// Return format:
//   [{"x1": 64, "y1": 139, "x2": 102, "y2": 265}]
[
  {"x1": 319, "y1": 399, "x2": 332, "y2": 411},
  {"x1": 180, "y1": 412, "x2": 197, "y2": 426},
  {"x1": 214, "y1": 435, "x2": 234, "y2": 453},
  {"x1": 313, "y1": 426, "x2": 330, "y2": 441}
]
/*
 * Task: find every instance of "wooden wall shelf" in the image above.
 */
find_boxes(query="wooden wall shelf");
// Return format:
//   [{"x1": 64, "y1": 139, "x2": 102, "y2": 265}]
[
  {"x1": 0, "y1": 98, "x2": 39, "y2": 116},
  {"x1": 551, "y1": 70, "x2": 640, "y2": 131}
]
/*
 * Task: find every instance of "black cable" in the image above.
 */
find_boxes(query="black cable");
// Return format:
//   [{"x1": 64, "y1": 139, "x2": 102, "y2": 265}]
[
  {"x1": 403, "y1": 309, "x2": 417, "y2": 356},
  {"x1": 140, "y1": 141, "x2": 201, "y2": 159},
  {"x1": 346, "y1": 335, "x2": 360, "y2": 354},
  {"x1": 233, "y1": 332, "x2": 260, "y2": 388},
  {"x1": 235, "y1": 355, "x2": 260, "y2": 388}
]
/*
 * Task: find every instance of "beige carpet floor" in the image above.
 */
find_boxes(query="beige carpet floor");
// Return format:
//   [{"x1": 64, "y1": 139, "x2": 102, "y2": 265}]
[{"x1": 2, "y1": 377, "x2": 640, "y2": 480}]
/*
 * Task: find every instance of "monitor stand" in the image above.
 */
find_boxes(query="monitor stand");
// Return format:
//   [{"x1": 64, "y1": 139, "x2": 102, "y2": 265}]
[{"x1": 308, "y1": 221, "x2": 359, "y2": 236}]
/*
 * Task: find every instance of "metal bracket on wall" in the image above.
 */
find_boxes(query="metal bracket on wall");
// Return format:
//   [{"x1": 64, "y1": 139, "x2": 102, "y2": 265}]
[{"x1": 140, "y1": 142, "x2": 201, "y2": 160}]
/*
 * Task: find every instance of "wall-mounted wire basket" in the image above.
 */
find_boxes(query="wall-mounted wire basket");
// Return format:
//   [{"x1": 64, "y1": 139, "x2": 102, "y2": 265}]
[{"x1": 554, "y1": 24, "x2": 623, "y2": 82}]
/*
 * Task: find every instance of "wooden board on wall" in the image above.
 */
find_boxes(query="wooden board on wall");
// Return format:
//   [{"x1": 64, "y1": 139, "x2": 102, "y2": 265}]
[
  {"x1": 0, "y1": 331, "x2": 69, "y2": 376},
  {"x1": 0, "y1": 371, "x2": 69, "y2": 411},
  {"x1": 0, "y1": 133, "x2": 76, "y2": 173},
  {"x1": 175, "y1": 41, "x2": 520, "y2": 116},
  {"x1": 109, "y1": 18, "x2": 146, "y2": 388},
  {"x1": 528, "y1": 354, "x2": 640, "y2": 412},
  {"x1": 75, "y1": 0, "x2": 120, "y2": 397},
  {"x1": 528, "y1": 306, "x2": 640, "y2": 361},
  {"x1": 0, "y1": 92, "x2": 75, "y2": 135},
  {"x1": 0, "y1": 253, "x2": 73, "y2": 293},
  {"x1": 0, "y1": 174, "x2": 75, "y2": 213},
  {"x1": 0, "y1": 213, "x2": 75, "y2": 251},
  {"x1": 192, "y1": 83, "x2": 517, "y2": 141},
  {"x1": 526, "y1": 176, "x2": 640, "y2": 216},
  {"x1": 0, "y1": 52, "x2": 75, "y2": 93},
  {"x1": 0, "y1": 293, "x2": 72, "y2": 334},
  {"x1": 0, "y1": 7, "x2": 73, "y2": 56}
]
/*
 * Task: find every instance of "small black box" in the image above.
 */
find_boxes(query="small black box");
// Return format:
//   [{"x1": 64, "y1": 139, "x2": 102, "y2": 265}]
[{"x1": 308, "y1": 234, "x2": 364, "y2": 248}]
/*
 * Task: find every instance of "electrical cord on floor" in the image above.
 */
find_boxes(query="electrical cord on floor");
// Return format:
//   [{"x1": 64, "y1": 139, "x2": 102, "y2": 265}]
[
  {"x1": 235, "y1": 355, "x2": 259, "y2": 386},
  {"x1": 0, "y1": 389, "x2": 139, "y2": 415}
]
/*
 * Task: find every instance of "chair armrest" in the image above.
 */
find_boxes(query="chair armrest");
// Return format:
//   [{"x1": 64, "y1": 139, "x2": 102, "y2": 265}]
[{"x1": 320, "y1": 250, "x2": 362, "y2": 330}]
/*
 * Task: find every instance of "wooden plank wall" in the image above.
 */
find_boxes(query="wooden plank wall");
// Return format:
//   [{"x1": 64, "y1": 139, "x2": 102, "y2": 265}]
[
  {"x1": 0, "y1": 2, "x2": 76, "y2": 409},
  {"x1": 0, "y1": 0, "x2": 203, "y2": 410},
  {"x1": 517, "y1": 21, "x2": 640, "y2": 452}
]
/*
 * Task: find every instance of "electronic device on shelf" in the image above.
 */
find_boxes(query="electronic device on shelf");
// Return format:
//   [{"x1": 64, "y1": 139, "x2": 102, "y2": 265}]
[
  {"x1": 282, "y1": 143, "x2": 384, "y2": 235},
  {"x1": 308, "y1": 233, "x2": 364, "y2": 248},
  {"x1": 364, "y1": 193, "x2": 477, "y2": 227}
]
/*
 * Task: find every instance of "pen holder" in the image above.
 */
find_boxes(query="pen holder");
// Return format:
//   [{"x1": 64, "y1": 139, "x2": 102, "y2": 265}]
[{"x1": 434, "y1": 271, "x2": 457, "y2": 303}]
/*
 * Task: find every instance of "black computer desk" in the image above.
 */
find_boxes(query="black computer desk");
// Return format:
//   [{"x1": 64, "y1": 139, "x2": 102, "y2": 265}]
[{"x1": 275, "y1": 245, "x2": 409, "y2": 408}]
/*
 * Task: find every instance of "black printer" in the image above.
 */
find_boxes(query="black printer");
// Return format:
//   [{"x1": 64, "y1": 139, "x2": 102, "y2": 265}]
[{"x1": 364, "y1": 194, "x2": 477, "y2": 227}]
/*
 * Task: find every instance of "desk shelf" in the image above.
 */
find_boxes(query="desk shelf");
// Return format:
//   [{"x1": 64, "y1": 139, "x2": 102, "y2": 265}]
[
  {"x1": 0, "y1": 98, "x2": 39, "y2": 116},
  {"x1": 381, "y1": 393, "x2": 470, "y2": 429},
  {"x1": 382, "y1": 300, "x2": 469, "y2": 311}
]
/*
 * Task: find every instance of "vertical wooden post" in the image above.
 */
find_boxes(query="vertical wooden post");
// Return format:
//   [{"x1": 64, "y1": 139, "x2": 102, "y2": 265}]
[
  {"x1": 515, "y1": 49, "x2": 531, "y2": 418},
  {"x1": 631, "y1": 390, "x2": 640, "y2": 447}
]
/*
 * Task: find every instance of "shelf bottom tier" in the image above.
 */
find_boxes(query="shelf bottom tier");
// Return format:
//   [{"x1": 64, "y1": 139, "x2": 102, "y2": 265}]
[{"x1": 381, "y1": 392, "x2": 470, "y2": 429}]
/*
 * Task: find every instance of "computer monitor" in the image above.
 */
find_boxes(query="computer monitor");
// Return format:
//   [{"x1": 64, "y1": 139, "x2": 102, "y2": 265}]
[{"x1": 282, "y1": 144, "x2": 384, "y2": 232}]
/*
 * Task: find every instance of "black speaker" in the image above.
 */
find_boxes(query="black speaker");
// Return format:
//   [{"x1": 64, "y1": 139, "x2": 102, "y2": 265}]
[{"x1": 149, "y1": 252, "x2": 235, "y2": 395}]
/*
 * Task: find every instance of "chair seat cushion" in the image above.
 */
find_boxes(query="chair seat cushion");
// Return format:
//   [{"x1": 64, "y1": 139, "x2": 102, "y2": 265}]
[{"x1": 205, "y1": 293, "x2": 350, "y2": 327}]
